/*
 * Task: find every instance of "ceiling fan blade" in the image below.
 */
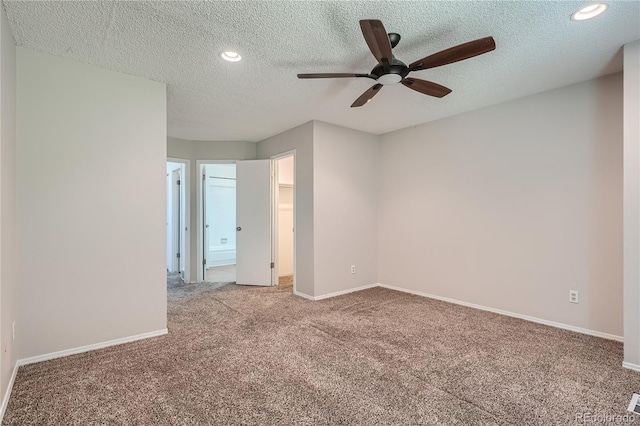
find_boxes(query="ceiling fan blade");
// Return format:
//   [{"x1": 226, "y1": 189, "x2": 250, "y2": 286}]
[
  {"x1": 359, "y1": 20, "x2": 393, "y2": 68},
  {"x1": 409, "y1": 36, "x2": 496, "y2": 71},
  {"x1": 297, "y1": 73, "x2": 372, "y2": 79},
  {"x1": 351, "y1": 84, "x2": 383, "y2": 107},
  {"x1": 401, "y1": 78, "x2": 452, "y2": 98}
]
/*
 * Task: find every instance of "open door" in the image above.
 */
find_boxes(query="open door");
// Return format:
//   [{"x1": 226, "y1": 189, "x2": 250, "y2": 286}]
[{"x1": 236, "y1": 159, "x2": 272, "y2": 286}]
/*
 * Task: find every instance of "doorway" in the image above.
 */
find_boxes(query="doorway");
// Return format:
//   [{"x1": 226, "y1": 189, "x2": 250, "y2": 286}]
[
  {"x1": 201, "y1": 163, "x2": 237, "y2": 283},
  {"x1": 166, "y1": 160, "x2": 188, "y2": 280},
  {"x1": 272, "y1": 153, "x2": 295, "y2": 293},
  {"x1": 194, "y1": 157, "x2": 295, "y2": 289}
]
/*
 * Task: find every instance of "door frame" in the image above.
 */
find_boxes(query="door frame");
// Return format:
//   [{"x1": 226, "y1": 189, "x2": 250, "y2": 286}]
[
  {"x1": 167, "y1": 157, "x2": 191, "y2": 282},
  {"x1": 271, "y1": 150, "x2": 296, "y2": 293},
  {"x1": 196, "y1": 160, "x2": 237, "y2": 282},
  {"x1": 170, "y1": 168, "x2": 181, "y2": 272}
]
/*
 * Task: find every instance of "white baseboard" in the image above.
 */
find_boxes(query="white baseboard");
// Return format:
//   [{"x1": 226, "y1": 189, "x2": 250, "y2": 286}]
[
  {"x1": 623, "y1": 361, "x2": 640, "y2": 372},
  {"x1": 314, "y1": 283, "x2": 378, "y2": 301},
  {"x1": 17, "y1": 328, "x2": 169, "y2": 367},
  {"x1": 295, "y1": 283, "x2": 378, "y2": 301},
  {"x1": 293, "y1": 290, "x2": 315, "y2": 300},
  {"x1": 377, "y1": 283, "x2": 623, "y2": 342},
  {"x1": 0, "y1": 361, "x2": 19, "y2": 422}
]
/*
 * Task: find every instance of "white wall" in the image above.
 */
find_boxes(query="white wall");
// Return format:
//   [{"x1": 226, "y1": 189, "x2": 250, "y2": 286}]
[
  {"x1": 623, "y1": 40, "x2": 640, "y2": 367},
  {"x1": 0, "y1": 1, "x2": 16, "y2": 408},
  {"x1": 313, "y1": 121, "x2": 379, "y2": 296},
  {"x1": 17, "y1": 48, "x2": 167, "y2": 359},
  {"x1": 167, "y1": 138, "x2": 256, "y2": 161},
  {"x1": 167, "y1": 138, "x2": 255, "y2": 281},
  {"x1": 257, "y1": 121, "x2": 379, "y2": 297},
  {"x1": 257, "y1": 122, "x2": 315, "y2": 296},
  {"x1": 378, "y1": 73, "x2": 623, "y2": 337}
]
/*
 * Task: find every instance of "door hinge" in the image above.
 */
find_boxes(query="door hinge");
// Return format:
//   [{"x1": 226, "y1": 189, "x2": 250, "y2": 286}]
[
  {"x1": 203, "y1": 259, "x2": 206, "y2": 265},
  {"x1": 202, "y1": 174, "x2": 206, "y2": 181},
  {"x1": 177, "y1": 179, "x2": 181, "y2": 185},
  {"x1": 176, "y1": 252, "x2": 180, "y2": 258},
  {"x1": 270, "y1": 262, "x2": 274, "y2": 269}
]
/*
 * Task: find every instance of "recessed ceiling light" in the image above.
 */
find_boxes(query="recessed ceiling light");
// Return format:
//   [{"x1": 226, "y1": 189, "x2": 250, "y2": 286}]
[
  {"x1": 220, "y1": 51, "x2": 241, "y2": 62},
  {"x1": 571, "y1": 3, "x2": 608, "y2": 21}
]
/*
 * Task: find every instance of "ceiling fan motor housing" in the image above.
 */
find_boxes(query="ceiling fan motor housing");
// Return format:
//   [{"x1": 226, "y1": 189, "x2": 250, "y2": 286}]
[
  {"x1": 371, "y1": 58, "x2": 409, "y2": 84},
  {"x1": 388, "y1": 32, "x2": 401, "y2": 48}
]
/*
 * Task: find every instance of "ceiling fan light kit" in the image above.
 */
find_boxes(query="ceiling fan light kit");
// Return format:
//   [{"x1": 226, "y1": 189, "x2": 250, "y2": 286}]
[{"x1": 298, "y1": 19, "x2": 496, "y2": 107}]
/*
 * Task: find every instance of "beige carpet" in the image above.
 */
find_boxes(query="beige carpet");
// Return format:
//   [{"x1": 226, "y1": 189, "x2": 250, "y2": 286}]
[
  {"x1": 3, "y1": 281, "x2": 639, "y2": 425},
  {"x1": 278, "y1": 274, "x2": 293, "y2": 291}
]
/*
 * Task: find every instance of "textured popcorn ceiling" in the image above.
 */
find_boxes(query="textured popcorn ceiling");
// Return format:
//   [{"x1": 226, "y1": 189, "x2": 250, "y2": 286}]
[{"x1": 4, "y1": 1, "x2": 639, "y2": 142}]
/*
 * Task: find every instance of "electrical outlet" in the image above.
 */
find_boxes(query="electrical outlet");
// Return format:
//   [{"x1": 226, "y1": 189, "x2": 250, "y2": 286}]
[
  {"x1": 569, "y1": 290, "x2": 579, "y2": 304},
  {"x1": 12, "y1": 322, "x2": 15, "y2": 341},
  {"x1": 350, "y1": 265, "x2": 356, "y2": 274}
]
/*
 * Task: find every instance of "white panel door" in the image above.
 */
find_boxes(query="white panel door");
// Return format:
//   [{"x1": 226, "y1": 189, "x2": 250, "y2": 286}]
[{"x1": 236, "y1": 160, "x2": 272, "y2": 286}]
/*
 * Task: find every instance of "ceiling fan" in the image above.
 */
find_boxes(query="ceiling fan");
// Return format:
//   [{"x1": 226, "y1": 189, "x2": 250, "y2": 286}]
[{"x1": 297, "y1": 20, "x2": 496, "y2": 107}]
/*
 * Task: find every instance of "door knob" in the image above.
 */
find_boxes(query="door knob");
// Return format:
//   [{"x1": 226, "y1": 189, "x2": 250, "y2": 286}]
[{"x1": 236, "y1": 227, "x2": 242, "y2": 231}]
